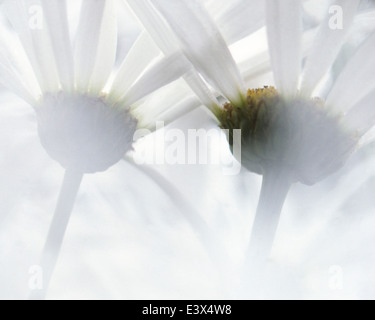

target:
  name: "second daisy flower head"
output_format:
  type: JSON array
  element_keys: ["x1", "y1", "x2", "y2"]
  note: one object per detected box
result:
[
  {"x1": 0, "y1": 0, "x2": 194, "y2": 173},
  {"x1": 135, "y1": 0, "x2": 375, "y2": 185}
]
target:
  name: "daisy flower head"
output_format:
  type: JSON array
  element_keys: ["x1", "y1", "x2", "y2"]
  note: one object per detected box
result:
[
  {"x1": 0, "y1": 0, "x2": 191, "y2": 174},
  {"x1": 131, "y1": 0, "x2": 375, "y2": 268},
  {"x1": 140, "y1": 0, "x2": 375, "y2": 186},
  {"x1": 0, "y1": 0, "x2": 194, "y2": 299}
]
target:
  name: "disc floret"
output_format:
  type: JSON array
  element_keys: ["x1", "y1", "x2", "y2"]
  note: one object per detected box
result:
[{"x1": 217, "y1": 87, "x2": 359, "y2": 185}]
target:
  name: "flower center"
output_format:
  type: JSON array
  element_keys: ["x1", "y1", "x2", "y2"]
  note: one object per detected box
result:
[
  {"x1": 217, "y1": 87, "x2": 359, "y2": 185},
  {"x1": 37, "y1": 93, "x2": 138, "y2": 173}
]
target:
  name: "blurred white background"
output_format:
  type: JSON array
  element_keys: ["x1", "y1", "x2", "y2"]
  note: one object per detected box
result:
[
  {"x1": 0, "y1": 0, "x2": 375, "y2": 300},
  {"x1": 1, "y1": 88, "x2": 375, "y2": 299}
]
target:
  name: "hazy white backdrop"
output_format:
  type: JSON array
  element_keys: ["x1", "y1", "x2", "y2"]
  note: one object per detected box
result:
[{"x1": 0, "y1": 0, "x2": 375, "y2": 300}]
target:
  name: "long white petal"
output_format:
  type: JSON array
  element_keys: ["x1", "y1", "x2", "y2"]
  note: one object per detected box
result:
[
  {"x1": 41, "y1": 0, "x2": 74, "y2": 92},
  {"x1": 303, "y1": 0, "x2": 333, "y2": 26},
  {"x1": 88, "y1": 0, "x2": 118, "y2": 95},
  {"x1": 266, "y1": 0, "x2": 302, "y2": 97},
  {"x1": 147, "y1": 96, "x2": 201, "y2": 130},
  {"x1": 327, "y1": 33, "x2": 375, "y2": 115},
  {"x1": 341, "y1": 89, "x2": 375, "y2": 135},
  {"x1": 301, "y1": 0, "x2": 360, "y2": 96},
  {"x1": 26, "y1": 0, "x2": 60, "y2": 93},
  {"x1": 203, "y1": 0, "x2": 231, "y2": 20},
  {"x1": 151, "y1": 0, "x2": 246, "y2": 106},
  {"x1": 74, "y1": 0, "x2": 107, "y2": 93},
  {"x1": 134, "y1": 79, "x2": 201, "y2": 129},
  {"x1": 128, "y1": 0, "x2": 219, "y2": 118},
  {"x1": 241, "y1": 26, "x2": 319, "y2": 89},
  {"x1": 0, "y1": 18, "x2": 41, "y2": 103},
  {"x1": 183, "y1": 71, "x2": 220, "y2": 112},
  {"x1": 0, "y1": 62, "x2": 34, "y2": 105},
  {"x1": 3, "y1": 0, "x2": 60, "y2": 93},
  {"x1": 122, "y1": 53, "x2": 191, "y2": 106},
  {"x1": 217, "y1": 0, "x2": 265, "y2": 45},
  {"x1": 240, "y1": 51, "x2": 271, "y2": 83},
  {"x1": 0, "y1": 49, "x2": 37, "y2": 105},
  {"x1": 352, "y1": 11, "x2": 375, "y2": 40},
  {"x1": 109, "y1": 31, "x2": 160, "y2": 103},
  {"x1": 126, "y1": 0, "x2": 178, "y2": 53},
  {"x1": 131, "y1": 78, "x2": 191, "y2": 121},
  {"x1": 126, "y1": 0, "x2": 221, "y2": 112}
]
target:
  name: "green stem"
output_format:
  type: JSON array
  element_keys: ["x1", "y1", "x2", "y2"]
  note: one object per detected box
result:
[
  {"x1": 29, "y1": 169, "x2": 84, "y2": 300},
  {"x1": 246, "y1": 168, "x2": 292, "y2": 267}
]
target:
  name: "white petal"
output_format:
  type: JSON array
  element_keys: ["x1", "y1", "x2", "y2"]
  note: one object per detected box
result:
[
  {"x1": 341, "y1": 88, "x2": 375, "y2": 135},
  {"x1": 41, "y1": 0, "x2": 74, "y2": 92},
  {"x1": 3, "y1": 0, "x2": 60, "y2": 93},
  {"x1": 347, "y1": 11, "x2": 375, "y2": 50},
  {"x1": 126, "y1": 0, "x2": 221, "y2": 112},
  {"x1": 126, "y1": 0, "x2": 179, "y2": 53},
  {"x1": 216, "y1": 0, "x2": 265, "y2": 45},
  {"x1": 353, "y1": 11, "x2": 375, "y2": 34},
  {"x1": 240, "y1": 51, "x2": 271, "y2": 83},
  {"x1": 183, "y1": 71, "x2": 220, "y2": 112},
  {"x1": 327, "y1": 33, "x2": 375, "y2": 114},
  {"x1": 74, "y1": 0, "x2": 109, "y2": 93},
  {"x1": 0, "y1": 19, "x2": 41, "y2": 103},
  {"x1": 109, "y1": 31, "x2": 160, "y2": 103},
  {"x1": 122, "y1": 53, "x2": 192, "y2": 106},
  {"x1": 266, "y1": 0, "x2": 302, "y2": 97},
  {"x1": 150, "y1": 0, "x2": 246, "y2": 106},
  {"x1": 0, "y1": 62, "x2": 34, "y2": 105},
  {"x1": 149, "y1": 96, "x2": 201, "y2": 129},
  {"x1": 132, "y1": 73, "x2": 216, "y2": 129},
  {"x1": 88, "y1": 0, "x2": 118, "y2": 95},
  {"x1": 132, "y1": 78, "x2": 201, "y2": 129},
  {"x1": 240, "y1": 27, "x2": 319, "y2": 88},
  {"x1": 203, "y1": 0, "x2": 231, "y2": 19},
  {"x1": 132, "y1": 78, "x2": 191, "y2": 120},
  {"x1": 303, "y1": 0, "x2": 332, "y2": 25},
  {"x1": 301, "y1": 0, "x2": 360, "y2": 96}
]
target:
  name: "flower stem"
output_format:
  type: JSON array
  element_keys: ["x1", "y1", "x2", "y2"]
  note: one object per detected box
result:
[
  {"x1": 125, "y1": 157, "x2": 224, "y2": 263},
  {"x1": 29, "y1": 169, "x2": 84, "y2": 300},
  {"x1": 246, "y1": 167, "x2": 292, "y2": 267}
]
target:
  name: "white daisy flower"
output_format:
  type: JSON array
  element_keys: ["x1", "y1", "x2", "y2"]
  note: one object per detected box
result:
[
  {"x1": 0, "y1": 0, "x2": 194, "y2": 299},
  {"x1": 132, "y1": 0, "x2": 375, "y2": 267}
]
